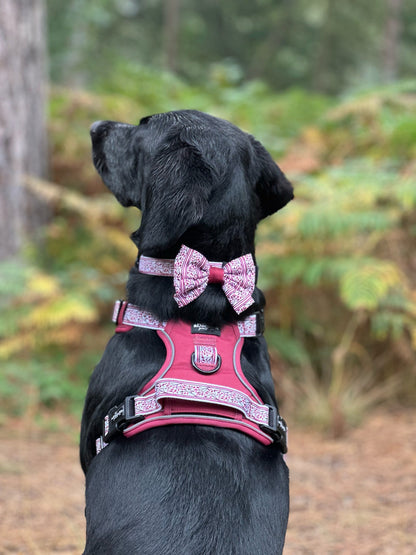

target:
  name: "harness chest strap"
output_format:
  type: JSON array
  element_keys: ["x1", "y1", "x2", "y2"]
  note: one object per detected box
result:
[{"x1": 95, "y1": 301, "x2": 287, "y2": 454}]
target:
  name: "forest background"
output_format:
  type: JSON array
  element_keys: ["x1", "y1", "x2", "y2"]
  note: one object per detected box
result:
[{"x1": 1, "y1": 0, "x2": 416, "y2": 437}]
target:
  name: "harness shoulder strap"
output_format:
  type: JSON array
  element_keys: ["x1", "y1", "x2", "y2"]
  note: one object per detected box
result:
[
  {"x1": 113, "y1": 300, "x2": 167, "y2": 332},
  {"x1": 112, "y1": 300, "x2": 264, "y2": 337}
]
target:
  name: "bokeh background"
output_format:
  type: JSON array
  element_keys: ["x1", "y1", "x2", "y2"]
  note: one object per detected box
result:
[{"x1": 0, "y1": 1, "x2": 415, "y2": 553}]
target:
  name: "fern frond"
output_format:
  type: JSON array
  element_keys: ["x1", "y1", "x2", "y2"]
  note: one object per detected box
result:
[
  {"x1": 0, "y1": 334, "x2": 35, "y2": 359},
  {"x1": 24, "y1": 175, "x2": 122, "y2": 221},
  {"x1": 24, "y1": 295, "x2": 97, "y2": 329},
  {"x1": 27, "y1": 271, "x2": 61, "y2": 297},
  {"x1": 340, "y1": 262, "x2": 402, "y2": 310}
]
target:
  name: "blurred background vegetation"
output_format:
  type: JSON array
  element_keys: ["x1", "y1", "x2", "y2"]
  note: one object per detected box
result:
[{"x1": 0, "y1": 0, "x2": 415, "y2": 435}]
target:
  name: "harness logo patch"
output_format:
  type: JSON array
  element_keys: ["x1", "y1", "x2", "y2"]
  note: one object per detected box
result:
[{"x1": 191, "y1": 323, "x2": 221, "y2": 336}]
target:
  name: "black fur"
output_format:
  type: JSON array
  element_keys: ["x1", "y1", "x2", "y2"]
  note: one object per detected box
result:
[{"x1": 81, "y1": 110, "x2": 293, "y2": 554}]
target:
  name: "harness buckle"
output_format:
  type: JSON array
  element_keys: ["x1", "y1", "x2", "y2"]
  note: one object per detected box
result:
[
  {"x1": 103, "y1": 396, "x2": 143, "y2": 443},
  {"x1": 260, "y1": 405, "x2": 288, "y2": 453},
  {"x1": 112, "y1": 299, "x2": 125, "y2": 325}
]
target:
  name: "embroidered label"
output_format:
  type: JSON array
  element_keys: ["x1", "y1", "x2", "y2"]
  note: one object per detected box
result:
[{"x1": 191, "y1": 323, "x2": 221, "y2": 336}]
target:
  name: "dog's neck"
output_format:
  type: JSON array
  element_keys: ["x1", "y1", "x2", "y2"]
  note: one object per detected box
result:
[
  {"x1": 127, "y1": 223, "x2": 262, "y2": 327},
  {"x1": 131, "y1": 226, "x2": 257, "y2": 263}
]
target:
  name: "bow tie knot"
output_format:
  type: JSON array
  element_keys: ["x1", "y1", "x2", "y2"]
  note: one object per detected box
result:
[
  {"x1": 207, "y1": 265, "x2": 224, "y2": 284},
  {"x1": 173, "y1": 245, "x2": 256, "y2": 314}
]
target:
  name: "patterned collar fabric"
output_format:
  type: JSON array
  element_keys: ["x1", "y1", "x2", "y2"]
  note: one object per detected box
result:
[{"x1": 138, "y1": 244, "x2": 256, "y2": 315}]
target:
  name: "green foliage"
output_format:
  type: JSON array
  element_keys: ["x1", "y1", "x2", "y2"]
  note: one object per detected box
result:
[
  {"x1": 0, "y1": 360, "x2": 81, "y2": 415},
  {"x1": 46, "y1": 0, "x2": 416, "y2": 95},
  {"x1": 389, "y1": 116, "x2": 416, "y2": 159},
  {"x1": 340, "y1": 262, "x2": 402, "y2": 310},
  {"x1": 258, "y1": 145, "x2": 416, "y2": 431},
  {"x1": 49, "y1": 87, "x2": 145, "y2": 191},
  {"x1": 319, "y1": 81, "x2": 416, "y2": 161},
  {"x1": 257, "y1": 84, "x2": 416, "y2": 433},
  {"x1": 265, "y1": 328, "x2": 310, "y2": 367},
  {"x1": 49, "y1": 77, "x2": 331, "y2": 170},
  {"x1": 259, "y1": 161, "x2": 416, "y2": 328},
  {"x1": 0, "y1": 182, "x2": 129, "y2": 420}
]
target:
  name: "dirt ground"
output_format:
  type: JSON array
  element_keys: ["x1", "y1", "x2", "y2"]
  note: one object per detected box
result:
[{"x1": 0, "y1": 409, "x2": 414, "y2": 554}]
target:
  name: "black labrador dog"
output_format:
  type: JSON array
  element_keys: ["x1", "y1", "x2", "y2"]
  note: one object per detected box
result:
[{"x1": 80, "y1": 110, "x2": 293, "y2": 554}]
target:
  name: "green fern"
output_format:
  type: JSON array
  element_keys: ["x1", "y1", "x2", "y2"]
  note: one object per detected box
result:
[
  {"x1": 340, "y1": 262, "x2": 402, "y2": 310},
  {"x1": 258, "y1": 152, "x2": 416, "y2": 429}
]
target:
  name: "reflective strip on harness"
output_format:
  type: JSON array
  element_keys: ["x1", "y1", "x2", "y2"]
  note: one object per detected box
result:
[{"x1": 125, "y1": 378, "x2": 270, "y2": 425}]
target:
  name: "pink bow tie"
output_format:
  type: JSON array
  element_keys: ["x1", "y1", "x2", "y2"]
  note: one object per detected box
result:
[{"x1": 173, "y1": 245, "x2": 256, "y2": 314}]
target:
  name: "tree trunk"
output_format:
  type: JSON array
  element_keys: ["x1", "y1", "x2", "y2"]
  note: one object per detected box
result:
[
  {"x1": 0, "y1": 0, "x2": 48, "y2": 261},
  {"x1": 382, "y1": 0, "x2": 402, "y2": 82},
  {"x1": 163, "y1": 0, "x2": 181, "y2": 73},
  {"x1": 311, "y1": 0, "x2": 337, "y2": 93}
]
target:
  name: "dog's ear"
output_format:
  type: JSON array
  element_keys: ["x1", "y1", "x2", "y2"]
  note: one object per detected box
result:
[
  {"x1": 250, "y1": 137, "x2": 294, "y2": 219},
  {"x1": 136, "y1": 135, "x2": 212, "y2": 253}
]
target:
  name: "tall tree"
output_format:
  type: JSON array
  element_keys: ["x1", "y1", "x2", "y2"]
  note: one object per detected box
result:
[
  {"x1": 163, "y1": 0, "x2": 181, "y2": 73},
  {"x1": 0, "y1": 0, "x2": 49, "y2": 260},
  {"x1": 382, "y1": 0, "x2": 403, "y2": 82}
]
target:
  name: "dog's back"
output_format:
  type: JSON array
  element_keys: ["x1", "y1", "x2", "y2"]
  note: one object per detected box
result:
[{"x1": 81, "y1": 110, "x2": 293, "y2": 554}]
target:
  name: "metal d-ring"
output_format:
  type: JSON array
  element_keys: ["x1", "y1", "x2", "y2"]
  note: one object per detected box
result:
[{"x1": 191, "y1": 352, "x2": 222, "y2": 374}]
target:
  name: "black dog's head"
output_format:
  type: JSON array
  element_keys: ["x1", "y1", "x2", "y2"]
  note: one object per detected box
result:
[{"x1": 90, "y1": 110, "x2": 293, "y2": 258}]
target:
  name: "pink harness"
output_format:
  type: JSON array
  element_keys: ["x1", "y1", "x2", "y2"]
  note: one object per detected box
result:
[{"x1": 96, "y1": 301, "x2": 288, "y2": 454}]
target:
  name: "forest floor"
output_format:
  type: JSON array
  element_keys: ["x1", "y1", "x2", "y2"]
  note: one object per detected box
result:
[{"x1": 0, "y1": 409, "x2": 414, "y2": 554}]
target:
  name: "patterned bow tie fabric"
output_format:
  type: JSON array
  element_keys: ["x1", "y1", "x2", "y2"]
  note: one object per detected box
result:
[{"x1": 173, "y1": 245, "x2": 256, "y2": 314}]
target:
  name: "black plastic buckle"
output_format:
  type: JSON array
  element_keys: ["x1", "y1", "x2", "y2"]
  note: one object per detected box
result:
[
  {"x1": 256, "y1": 310, "x2": 265, "y2": 336},
  {"x1": 260, "y1": 405, "x2": 288, "y2": 454},
  {"x1": 103, "y1": 396, "x2": 143, "y2": 443},
  {"x1": 135, "y1": 252, "x2": 141, "y2": 271}
]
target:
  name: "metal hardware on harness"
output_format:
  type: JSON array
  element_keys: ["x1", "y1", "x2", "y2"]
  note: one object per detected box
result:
[{"x1": 191, "y1": 352, "x2": 222, "y2": 374}]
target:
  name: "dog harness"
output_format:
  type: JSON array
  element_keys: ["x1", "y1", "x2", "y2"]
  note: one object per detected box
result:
[
  {"x1": 95, "y1": 246, "x2": 287, "y2": 455},
  {"x1": 96, "y1": 301, "x2": 288, "y2": 454}
]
